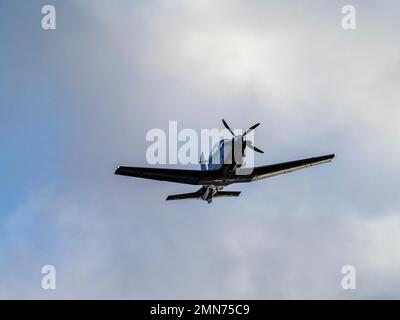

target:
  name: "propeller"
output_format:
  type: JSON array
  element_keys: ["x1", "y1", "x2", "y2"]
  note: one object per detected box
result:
[
  {"x1": 222, "y1": 119, "x2": 264, "y2": 154},
  {"x1": 243, "y1": 123, "x2": 260, "y2": 137},
  {"x1": 246, "y1": 140, "x2": 264, "y2": 154},
  {"x1": 222, "y1": 119, "x2": 235, "y2": 136}
]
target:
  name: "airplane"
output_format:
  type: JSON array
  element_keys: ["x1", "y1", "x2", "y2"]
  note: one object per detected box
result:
[{"x1": 114, "y1": 120, "x2": 335, "y2": 203}]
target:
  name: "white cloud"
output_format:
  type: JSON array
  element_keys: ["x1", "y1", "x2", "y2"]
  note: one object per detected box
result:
[{"x1": 2, "y1": 0, "x2": 400, "y2": 298}]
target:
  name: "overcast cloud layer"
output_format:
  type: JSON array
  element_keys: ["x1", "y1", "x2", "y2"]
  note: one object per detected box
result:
[{"x1": 1, "y1": 0, "x2": 400, "y2": 298}]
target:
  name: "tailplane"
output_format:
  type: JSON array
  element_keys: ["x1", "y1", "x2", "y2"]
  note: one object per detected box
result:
[
  {"x1": 213, "y1": 191, "x2": 241, "y2": 198},
  {"x1": 166, "y1": 189, "x2": 241, "y2": 202},
  {"x1": 166, "y1": 191, "x2": 202, "y2": 201}
]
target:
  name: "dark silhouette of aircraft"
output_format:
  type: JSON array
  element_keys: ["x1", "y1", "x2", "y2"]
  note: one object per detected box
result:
[{"x1": 115, "y1": 120, "x2": 335, "y2": 203}]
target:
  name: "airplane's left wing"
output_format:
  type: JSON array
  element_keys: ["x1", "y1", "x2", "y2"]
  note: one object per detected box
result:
[
  {"x1": 114, "y1": 166, "x2": 220, "y2": 185},
  {"x1": 251, "y1": 154, "x2": 335, "y2": 181}
]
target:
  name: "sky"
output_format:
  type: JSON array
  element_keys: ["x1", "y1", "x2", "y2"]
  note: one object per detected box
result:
[{"x1": 0, "y1": 0, "x2": 400, "y2": 298}]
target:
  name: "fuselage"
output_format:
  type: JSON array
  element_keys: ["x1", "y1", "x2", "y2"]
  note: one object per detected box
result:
[
  {"x1": 207, "y1": 137, "x2": 245, "y2": 171},
  {"x1": 200, "y1": 138, "x2": 252, "y2": 200}
]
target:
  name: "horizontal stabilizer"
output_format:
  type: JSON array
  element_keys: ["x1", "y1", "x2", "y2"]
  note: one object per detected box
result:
[
  {"x1": 213, "y1": 191, "x2": 241, "y2": 198},
  {"x1": 166, "y1": 192, "x2": 202, "y2": 201}
]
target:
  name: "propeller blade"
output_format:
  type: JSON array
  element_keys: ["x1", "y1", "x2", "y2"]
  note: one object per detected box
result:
[
  {"x1": 246, "y1": 141, "x2": 264, "y2": 153},
  {"x1": 243, "y1": 123, "x2": 260, "y2": 136},
  {"x1": 252, "y1": 146, "x2": 264, "y2": 154},
  {"x1": 222, "y1": 119, "x2": 235, "y2": 136}
]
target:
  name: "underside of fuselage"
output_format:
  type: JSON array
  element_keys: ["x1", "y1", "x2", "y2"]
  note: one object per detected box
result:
[{"x1": 165, "y1": 157, "x2": 252, "y2": 203}]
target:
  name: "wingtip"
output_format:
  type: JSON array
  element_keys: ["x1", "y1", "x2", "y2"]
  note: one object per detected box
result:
[{"x1": 324, "y1": 153, "x2": 335, "y2": 163}]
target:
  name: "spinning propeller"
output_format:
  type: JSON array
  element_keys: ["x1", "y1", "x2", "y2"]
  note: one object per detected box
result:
[{"x1": 222, "y1": 119, "x2": 264, "y2": 155}]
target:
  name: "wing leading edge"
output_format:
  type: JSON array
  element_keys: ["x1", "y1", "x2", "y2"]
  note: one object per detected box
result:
[
  {"x1": 114, "y1": 154, "x2": 335, "y2": 185},
  {"x1": 251, "y1": 154, "x2": 335, "y2": 181},
  {"x1": 114, "y1": 166, "x2": 220, "y2": 185}
]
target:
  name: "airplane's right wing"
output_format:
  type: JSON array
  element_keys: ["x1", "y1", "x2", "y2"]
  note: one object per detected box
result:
[
  {"x1": 114, "y1": 166, "x2": 221, "y2": 185},
  {"x1": 251, "y1": 154, "x2": 335, "y2": 181}
]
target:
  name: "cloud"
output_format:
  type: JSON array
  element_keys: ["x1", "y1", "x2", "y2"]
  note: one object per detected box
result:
[{"x1": 1, "y1": 0, "x2": 400, "y2": 298}]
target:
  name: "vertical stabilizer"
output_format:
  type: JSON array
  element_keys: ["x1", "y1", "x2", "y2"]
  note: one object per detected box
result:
[{"x1": 199, "y1": 152, "x2": 208, "y2": 171}]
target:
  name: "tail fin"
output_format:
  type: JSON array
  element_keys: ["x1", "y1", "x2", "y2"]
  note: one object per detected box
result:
[{"x1": 199, "y1": 152, "x2": 208, "y2": 171}]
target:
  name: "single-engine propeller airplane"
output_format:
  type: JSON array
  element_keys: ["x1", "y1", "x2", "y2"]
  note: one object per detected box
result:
[{"x1": 115, "y1": 120, "x2": 335, "y2": 203}]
